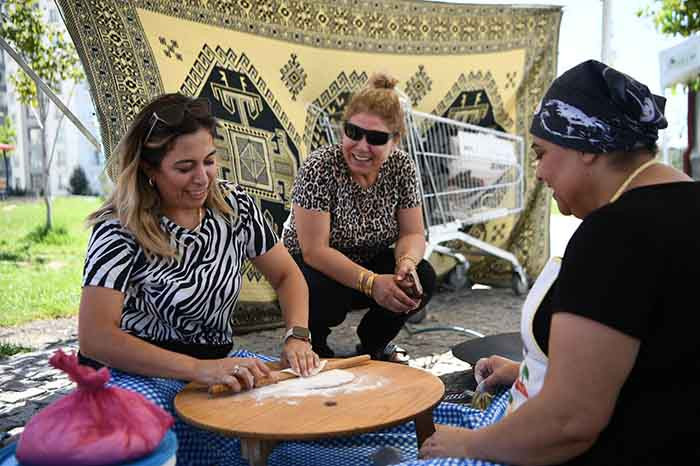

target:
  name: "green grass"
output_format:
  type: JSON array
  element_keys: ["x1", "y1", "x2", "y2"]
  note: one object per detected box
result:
[
  {"x1": 0, "y1": 341, "x2": 33, "y2": 357},
  {"x1": 0, "y1": 196, "x2": 101, "y2": 327}
]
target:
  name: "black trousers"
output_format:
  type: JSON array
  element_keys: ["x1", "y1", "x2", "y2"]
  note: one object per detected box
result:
[{"x1": 293, "y1": 248, "x2": 436, "y2": 356}]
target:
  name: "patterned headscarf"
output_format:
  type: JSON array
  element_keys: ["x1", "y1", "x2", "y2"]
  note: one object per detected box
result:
[{"x1": 530, "y1": 60, "x2": 667, "y2": 153}]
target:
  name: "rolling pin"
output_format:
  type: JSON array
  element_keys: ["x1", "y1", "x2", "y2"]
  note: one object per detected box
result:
[{"x1": 208, "y1": 354, "x2": 371, "y2": 397}]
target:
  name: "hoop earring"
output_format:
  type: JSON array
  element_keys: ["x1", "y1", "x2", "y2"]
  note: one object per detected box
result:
[{"x1": 148, "y1": 177, "x2": 155, "y2": 187}]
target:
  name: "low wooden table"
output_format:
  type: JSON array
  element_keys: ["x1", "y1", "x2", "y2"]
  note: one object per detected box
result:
[{"x1": 175, "y1": 360, "x2": 444, "y2": 466}]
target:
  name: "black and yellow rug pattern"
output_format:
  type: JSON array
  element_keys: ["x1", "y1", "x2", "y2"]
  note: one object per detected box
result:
[{"x1": 58, "y1": 0, "x2": 561, "y2": 328}]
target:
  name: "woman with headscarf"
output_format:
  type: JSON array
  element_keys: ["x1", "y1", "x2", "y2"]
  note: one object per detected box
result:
[{"x1": 418, "y1": 60, "x2": 699, "y2": 465}]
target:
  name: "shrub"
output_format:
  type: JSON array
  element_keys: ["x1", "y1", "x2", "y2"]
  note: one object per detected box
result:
[
  {"x1": 69, "y1": 166, "x2": 90, "y2": 195},
  {"x1": 26, "y1": 225, "x2": 71, "y2": 245}
]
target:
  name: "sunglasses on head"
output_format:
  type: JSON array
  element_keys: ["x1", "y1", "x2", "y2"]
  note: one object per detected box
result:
[
  {"x1": 343, "y1": 122, "x2": 396, "y2": 146},
  {"x1": 143, "y1": 97, "x2": 212, "y2": 144}
]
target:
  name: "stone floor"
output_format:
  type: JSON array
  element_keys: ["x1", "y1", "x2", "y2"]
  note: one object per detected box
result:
[{"x1": 0, "y1": 284, "x2": 525, "y2": 447}]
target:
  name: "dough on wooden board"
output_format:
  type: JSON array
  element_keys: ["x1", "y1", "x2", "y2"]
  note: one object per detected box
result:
[
  {"x1": 248, "y1": 369, "x2": 357, "y2": 401},
  {"x1": 293, "y1": 369, "x2": 355, "y2": 389}
]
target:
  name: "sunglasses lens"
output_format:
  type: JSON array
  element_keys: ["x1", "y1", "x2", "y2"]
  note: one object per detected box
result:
[
  {"x1": 344, "y1": 122, "x2": 363, "y2": 141},
  {"x1": 343, "y1": 122, "x2": 392, "y2": 145},
  {"x1": 365, "y1": 130, "x2": 390, "y2": 146}
]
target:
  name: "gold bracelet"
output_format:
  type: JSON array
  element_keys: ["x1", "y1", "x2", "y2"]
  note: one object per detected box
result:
[
  {"x1": 360, "y1": 272, "x2": 370, "y2": 295},
  {"x1": 397, "y1": 254, "x2": 419, "y2": 267},
  {"x1": 361, "y1": 273, "x2": 370, "y2": 295},
  {"x1": 364, "y1": 273, "x2": 377, "y2": 297},
  {"x1": 357, "y1": 270, "x2": 367, "y2": 292}
]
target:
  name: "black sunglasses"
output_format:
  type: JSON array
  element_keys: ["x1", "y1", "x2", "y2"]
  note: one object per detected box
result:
[
  {"x1": 343, "y1": 122, "x2": 396, "y2": 146},
  {"x1": 144, "y1": 97, "x2": 212, "y2": 143}
]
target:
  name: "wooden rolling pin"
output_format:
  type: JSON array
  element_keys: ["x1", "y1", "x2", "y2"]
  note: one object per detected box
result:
[{"x1": 208, "y1": 354, "x2": 371, "y2": 397}]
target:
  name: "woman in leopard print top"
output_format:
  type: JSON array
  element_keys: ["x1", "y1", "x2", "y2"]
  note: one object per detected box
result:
[{"x1": 283, "y1": 73, "x2": 436, "y2": 361}]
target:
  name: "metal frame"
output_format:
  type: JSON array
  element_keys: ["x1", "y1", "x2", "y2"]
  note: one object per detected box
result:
[{"x1": 0, "y1": 36, "x2": 100, "y2": 150}]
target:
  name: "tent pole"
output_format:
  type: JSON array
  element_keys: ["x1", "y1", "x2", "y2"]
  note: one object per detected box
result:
[{"x1": 0, "y1": 36, "x2": 100, "y2": 151}]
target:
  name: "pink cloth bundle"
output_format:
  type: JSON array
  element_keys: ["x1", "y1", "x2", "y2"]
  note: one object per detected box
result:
[{"x1": 16, "y1": 350, "x2": 174, "y2": 465}]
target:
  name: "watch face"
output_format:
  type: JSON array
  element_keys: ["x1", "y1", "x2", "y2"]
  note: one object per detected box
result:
[{"x1": 292, "y1": 327, "x2": 310, "y2": 339}]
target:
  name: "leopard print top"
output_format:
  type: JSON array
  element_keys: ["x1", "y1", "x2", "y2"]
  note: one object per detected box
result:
[{"x1": 283, "y1": 144, "x2": 421, "y2": 265}]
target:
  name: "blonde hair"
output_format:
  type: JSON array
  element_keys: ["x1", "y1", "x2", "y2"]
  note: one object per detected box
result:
[
  {"x1": 343, "y1": 73, "x2": 406, "y2": 137},
  {"x1": 88, "y1": 93, "x2": 234, "y2": 258}
]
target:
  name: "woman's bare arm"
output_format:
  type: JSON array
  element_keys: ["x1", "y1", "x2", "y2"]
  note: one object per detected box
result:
[
  {"x1": 78, "y1": 286, "x2": 269, "y2": 389},
  {"x1": 422, "y1": 312, "x2": 640, "y2": 465}
]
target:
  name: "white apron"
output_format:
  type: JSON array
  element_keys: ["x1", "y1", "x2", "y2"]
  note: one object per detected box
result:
[{"x1": 506, "y1": 256, "x2": 561, "y2": 414}]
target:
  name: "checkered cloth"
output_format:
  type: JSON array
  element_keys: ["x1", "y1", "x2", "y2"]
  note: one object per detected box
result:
[{"x1": 108, "y1": 350, "x2": 509, "y2": 466}]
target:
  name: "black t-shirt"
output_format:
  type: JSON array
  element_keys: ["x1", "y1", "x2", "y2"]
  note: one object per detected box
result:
[{"x1": 532, "y1": 182, "x2": 700, "y2": 465}]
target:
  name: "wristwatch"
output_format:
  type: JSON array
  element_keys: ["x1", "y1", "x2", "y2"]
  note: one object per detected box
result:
[{"x1": 282, "y1": 326, "x2": 311, "y2": 344}]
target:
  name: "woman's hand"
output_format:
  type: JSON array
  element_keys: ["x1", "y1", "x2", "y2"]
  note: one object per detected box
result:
[
  {"x1": 196, "y1": 357, "x2": 271, "y2": 393},
  {"x1": 419, "y1": 424, "x2": 471, "y2": 459},
  {"x1": 474, "y1": 355, "x2": 520, "y2": 390},
  {"x1": 394, "y1": 256, "x2": 417, "y2": 282},
  {"x1": 394, "y1": 260, "x2": 423, "y2": 299},
  {"x1": 372, "y1": 274, "x2": 420, "y2": 314},
  {"x1": 281, "y1": 339, "x2": 320, "y2": 377}
]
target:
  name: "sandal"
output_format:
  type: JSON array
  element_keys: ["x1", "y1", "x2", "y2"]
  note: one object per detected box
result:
[
  {"x1": 376, "y1": 342, "x2": 410, "y2": 364},
  {"x1": 356, "y1": 342, "x2": 410, "y2": 364}
]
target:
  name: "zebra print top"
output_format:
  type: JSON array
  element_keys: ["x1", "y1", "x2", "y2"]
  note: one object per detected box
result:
[{"x1": 81, "y1": 180, "x2": 278, "y2": 346}]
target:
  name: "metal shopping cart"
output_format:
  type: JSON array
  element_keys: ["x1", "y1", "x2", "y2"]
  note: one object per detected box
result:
[
  {"x1": 308, "y1": 102, "x2": 529, "y2": 296},
  {"x1": 404, "y1": 110, "x2": 528, "y2": 295}
]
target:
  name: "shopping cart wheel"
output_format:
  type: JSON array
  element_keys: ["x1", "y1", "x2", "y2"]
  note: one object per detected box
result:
[
  {"x1": 446, "y1": 263, "x2": 471, "y2": 290},
  {"x1": 511, "y1": 272, "x2": 528, "y2": 296}
]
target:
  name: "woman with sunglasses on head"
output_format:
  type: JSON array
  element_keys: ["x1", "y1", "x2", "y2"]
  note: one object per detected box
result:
[
  {"x1": 283, "y1": 73, "x2": 436, "y2": 363},
  {"x1": 415, "y1": 60, "x2": 700, "y2": 466},
  {"x1": 77, "y1": 93, "x2": 319, "y2": 464}
]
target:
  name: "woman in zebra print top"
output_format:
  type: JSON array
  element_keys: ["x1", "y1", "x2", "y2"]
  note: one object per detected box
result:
[{"x1": 78, "y1": 93, "x2": 319, "y2": 395}]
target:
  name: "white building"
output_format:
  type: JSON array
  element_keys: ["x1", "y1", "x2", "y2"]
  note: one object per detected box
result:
[{"x1": 1, "y1": 0, "x2": 103, "y2": 196}]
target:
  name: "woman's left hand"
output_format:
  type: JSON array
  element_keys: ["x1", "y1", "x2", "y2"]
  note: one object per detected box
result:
[
  {"x1": 281, "y1": 339, "x2": 320, "y2": 377},
  {"x1": 419, "y1": 424, "x2": 471, "y2": 459}
]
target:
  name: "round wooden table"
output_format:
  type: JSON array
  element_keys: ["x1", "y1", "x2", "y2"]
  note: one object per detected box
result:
[{"x1": 175, "y1": 360, "x2": 444, "y2": 466}]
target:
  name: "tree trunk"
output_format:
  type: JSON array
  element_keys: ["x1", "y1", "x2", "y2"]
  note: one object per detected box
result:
[
  {"x1": 42, "y1": 133, "x2": 52, "y2": 230},
  {"x1": 38, "y1": 94, "x2": 53, "y2": 230},
  {"x1": 2, "y1": 151, "x2": 9, "y2": 193}
]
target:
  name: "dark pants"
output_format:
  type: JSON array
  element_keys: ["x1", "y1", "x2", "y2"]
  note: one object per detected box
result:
[{"x1": 293, "y1": 248, "x2": 436, "y2": 357}]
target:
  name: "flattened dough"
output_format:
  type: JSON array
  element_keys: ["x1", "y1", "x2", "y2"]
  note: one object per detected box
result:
[{"x1": 295, "y1": 369, "x2": 355, "y2": 390}]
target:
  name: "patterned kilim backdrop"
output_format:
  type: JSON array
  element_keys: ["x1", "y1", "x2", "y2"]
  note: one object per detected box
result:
[{"x1": 58, "y1": 0, "x2": 561, "y2": 331}]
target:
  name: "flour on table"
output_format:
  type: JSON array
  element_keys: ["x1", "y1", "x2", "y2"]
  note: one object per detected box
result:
[{"x1": 237, "y1": 369, "x2": 387, "y2": 405}]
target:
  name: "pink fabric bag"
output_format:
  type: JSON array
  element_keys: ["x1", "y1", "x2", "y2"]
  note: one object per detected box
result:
[{"x1": 16, "y1": 350, "x2": 174, "y2": 466}]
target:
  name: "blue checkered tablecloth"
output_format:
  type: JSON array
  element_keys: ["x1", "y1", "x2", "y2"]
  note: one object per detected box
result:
[{"x1": 109, "y1": 350, "x2": 509, "y2": 466}]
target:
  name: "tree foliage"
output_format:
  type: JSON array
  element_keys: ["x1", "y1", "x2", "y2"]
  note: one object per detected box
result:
[
  {"x1": 639, "y1": 1, "x2": 700, "y2": 89},
  {"x1": 0, "y1": 0, "x2": 84, "y2": 106},
  {"x1": 640, "y1": 0, "x2": 700, "y2": 37},
  {"x1": 0, "y1": 115, "x2": 16, "y2": 148},
  {"x1": 0, "y1": 115, "x2": 15, "y2": 193}
]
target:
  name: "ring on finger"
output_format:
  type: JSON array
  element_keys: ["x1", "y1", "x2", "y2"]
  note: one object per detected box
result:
[{"x1": 232, "y1": 365, "x2": 240, "y2": 375}]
